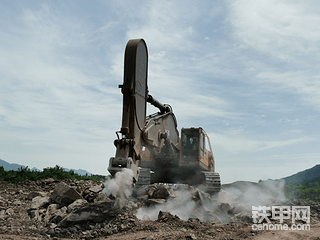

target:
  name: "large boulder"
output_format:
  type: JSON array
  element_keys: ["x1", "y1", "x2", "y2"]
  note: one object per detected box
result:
[
  {"x1": 58, "y1": 201, "x2": 116, "y2": 227},
  {"x1": 192, "y1": 189, "x2": 211, "y2": 205},
  {"x1": 50, "y1": 182, "x2": 83, "y2": 206},
  {"x1": 30, "y1": 196, "x2": 50, "y2": 210},
  {"x1": 219, "y1": 203, "x2": 232, "y2": 214},
  {"x1": 151, "y1": 185, "x2": 172, "y2": 199},
  {"x1": 67, "y1": 199, "x2": 88, "y2": 213}
]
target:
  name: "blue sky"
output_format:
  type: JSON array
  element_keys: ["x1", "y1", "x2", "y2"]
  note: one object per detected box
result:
[{"x1": 0, "y1": 0, "x2": 319, "y2": 183}]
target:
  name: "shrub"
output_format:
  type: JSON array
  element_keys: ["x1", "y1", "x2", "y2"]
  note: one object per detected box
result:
[{"x1": 0, "y1": 165, "x2": 107, "y2": 184}]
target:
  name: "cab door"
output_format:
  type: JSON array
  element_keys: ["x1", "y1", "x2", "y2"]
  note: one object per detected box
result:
[{"x1": 199, "y1": 129, "x2": 214, "y2": 171}]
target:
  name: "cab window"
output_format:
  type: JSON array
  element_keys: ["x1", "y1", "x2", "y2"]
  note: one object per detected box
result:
[
  {"x1": 200, "y1": 133, "x2": 204, "y2": 158},
  {"x1": 181, "y1": 131, "x2": 199, "y2": 156}
]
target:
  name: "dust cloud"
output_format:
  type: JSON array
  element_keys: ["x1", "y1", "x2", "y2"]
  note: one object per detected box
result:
[
  {"x1": 220, "y1": 180, "x2": 287, "y2": 208},
  {"x1": 102, "y1": 168, "x2": 134, "y2": 209},
  {"x1": 134, "y1": 180, "x2": 287, "y2": 222},
  {"x1": 136, "y1": 188, "x2": 197, "y2": 221}
]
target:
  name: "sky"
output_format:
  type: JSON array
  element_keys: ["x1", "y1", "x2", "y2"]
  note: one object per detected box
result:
[{"x1": 0, "y1": 0, "x2": 319, "y2": 184}]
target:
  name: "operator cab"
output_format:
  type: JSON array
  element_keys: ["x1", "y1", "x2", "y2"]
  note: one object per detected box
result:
[{"x1": 180, "y1": 127, "x2": 214, "y2": 171}]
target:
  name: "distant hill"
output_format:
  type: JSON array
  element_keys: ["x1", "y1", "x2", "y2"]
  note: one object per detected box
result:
[
  {"x1": 0, "y1": 159, "x2": 92, "y2": 176},
  {"x1": 0, "y1": 159, "x2": 27, "y2": 171},
  {"x1": 281, "y1": 164, "x2": 320, "y2": 184},
  {"x1": 62, "y1": 168, "x2": 92, "y2": 176}
]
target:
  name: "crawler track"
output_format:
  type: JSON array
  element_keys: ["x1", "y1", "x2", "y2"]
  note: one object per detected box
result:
[
  {"x1": 135, "y1": 168, "x2": 221, "y2": 195},
  {"x1": 135, "y1": 168, "x2": 151, "y2": 189},
  {"x1": 202, "y1": 171, "x2": 221, "y2": 194}
]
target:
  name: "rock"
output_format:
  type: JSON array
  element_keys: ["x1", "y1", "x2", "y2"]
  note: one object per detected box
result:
[
  {"x1": 147, "y1": 185, "x2": 156, "y2": 197},
  {"x1": 49, "y1": 223, "x2": 57, "y2": 229},
  {"x1": 193, "y1": 189, "x2": 211, "y2": 205},
  {"x1": 67, "y1": 199, "x2": 88, "y2": 213},
  {"x1": 43, "y1": 178, "x2": 56, "y2": 184},
  {"x1": 44, "y1": 204, "x2": 60, "y2": 225},
  {"x1": 231, "y1": 212, "x2": 253, "y2": 223},
  {"x1": 50, "y1": 182, "x2": 83, "y2": 206},
  {"x1": 186, "y1": 233, "x2": 197, "y2": 240},
  {"x1": 60, "y1": 206, "x2": 67, "y2": 214},
  {"x1": 147, "y1": 199, "x2": 166, "y2": 205},
  {"x1": 219, "y1": 203, "x2": 232, "y2": 214},
  {"x1": 26, "y1": 191, "x2": 46, "y2": 200},
  {"x1": 89, "y1": 185, "x2": 102, "y2": 193},
  {"x1": 137, "y1": 194, "x2": 149, "y2": 202},
  {"x1": 5, "y1": 208, "x2": 14, "y2": 215},
  {"x1": 30, "y1": 196, "x2": 50, "y2": 210},
  {"x1": 157, "y1": 210, "x2": 180, "y2": 222},
  {"x1": 94, "y1": 193, "x2": 111, "y2": 203},
  {"x1": 151, "y1": 185, "x2": 171, "y2": 199},
  {"x1": 13, "y1": 200, "x2": 22, "y2": 205},
  {"x1": 29, "y1": 210, "x2": 41, "y2": 222},
  {"x1": 47, "y1": 204, "x2": 59, "y2": 214},
  {"x1": 58, "y1": 201, "x2": 115, "y2": 227},
  {"x1": 50, "y1": 209, "x2": 67, "y2": 224},
  {"x1": 0, "y1": 210, "x2": 5, "y2": 218}
]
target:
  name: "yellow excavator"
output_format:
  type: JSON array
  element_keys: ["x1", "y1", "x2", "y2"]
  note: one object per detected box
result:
[{"x1": 108, "y1": 39, "x2": 221, "y2": 194}]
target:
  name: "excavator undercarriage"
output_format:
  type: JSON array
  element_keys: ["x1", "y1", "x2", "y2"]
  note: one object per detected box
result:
[{"x1": 108, "y1": 39, "x2": 221, "y2": 194}]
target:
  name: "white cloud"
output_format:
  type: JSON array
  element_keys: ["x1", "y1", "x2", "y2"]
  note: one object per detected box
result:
[
  {"x1": 209, "y1": 130, "x2": 313, "y2": 154},
  {"x1": 277, "y1": 117, "x2": 299, "y2": 126},
  {"x1": 256, "y1": 71, "x2": 320, "y2": 110},
  {"x1": 229, "y1": 0, "x2": 320, "y2": 61}
]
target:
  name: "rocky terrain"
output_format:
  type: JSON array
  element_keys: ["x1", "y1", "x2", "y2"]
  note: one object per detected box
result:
[{"x1": 0, "y1": 175, "x2": 319, "y2": 240}]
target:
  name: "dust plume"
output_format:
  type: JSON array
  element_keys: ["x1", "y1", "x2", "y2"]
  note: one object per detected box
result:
[
  {"x1": 102, "y1": 168, "x2": 134, "y2": 209},
  {"x1": 134, "y1": 180, "x2": 288, "y2": 223},
  {"x1": 220, "y1": 180, "x2": 287, "y2": 208},
  {"x1": 135, "y1": 187, "x2": 197, "y2": 221}
]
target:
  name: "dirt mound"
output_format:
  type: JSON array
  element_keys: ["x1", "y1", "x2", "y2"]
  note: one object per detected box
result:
[{"x1": 0, "y1": 179, "x2": 319, "y2": 239}]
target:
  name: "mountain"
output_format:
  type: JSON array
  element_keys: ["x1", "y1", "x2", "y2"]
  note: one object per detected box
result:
[
  {"x1": 281, "y1": 164, "x2": 320, "y2": 184},
  {"x1": 63, "y1": 168, "x2": 92, "y2": 176},
  {"x1": 31, "y1": 167, "x2": 42, "y2": 172},
  {"x1": 0, "y1": 159, "x2": 26, "y2": 171},
  {"x1": 0, "y1": 159, "x2": 92, "y2": 176}
]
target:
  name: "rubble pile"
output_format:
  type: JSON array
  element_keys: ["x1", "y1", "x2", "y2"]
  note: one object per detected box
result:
[{"x1": 0, "y1": 178, "x2": 319, "y2": 239}]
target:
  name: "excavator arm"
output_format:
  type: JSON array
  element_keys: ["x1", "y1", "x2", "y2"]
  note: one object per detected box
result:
[
  {"x1": 108, "y1": 39, "x2": 148, "y2": 182},
  {"x1": 108, "y1": 39, "x2": 179, "y2": 182}
]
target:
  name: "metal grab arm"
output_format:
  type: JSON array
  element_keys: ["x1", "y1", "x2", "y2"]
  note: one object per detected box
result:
[{"x1": 147, "y1": 95, "x2": 170, "y2": 114}]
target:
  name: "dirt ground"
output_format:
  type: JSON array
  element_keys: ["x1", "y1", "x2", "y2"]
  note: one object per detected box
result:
[{"x1": 0, "y1": 179, "x2": 319, "y2": 240}]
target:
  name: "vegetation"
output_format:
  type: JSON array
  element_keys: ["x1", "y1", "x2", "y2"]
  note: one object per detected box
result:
[
  {"x1": 0, "y1": 165, "x2": 106, "y2": 184},
  {"x1": 285, "y1": 181, "x2": 320, "y2": 203}
]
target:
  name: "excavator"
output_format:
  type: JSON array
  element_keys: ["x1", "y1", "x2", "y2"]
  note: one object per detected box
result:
[{"x1": 108, "y1": 39, "x2": 221, "y2": 194}]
